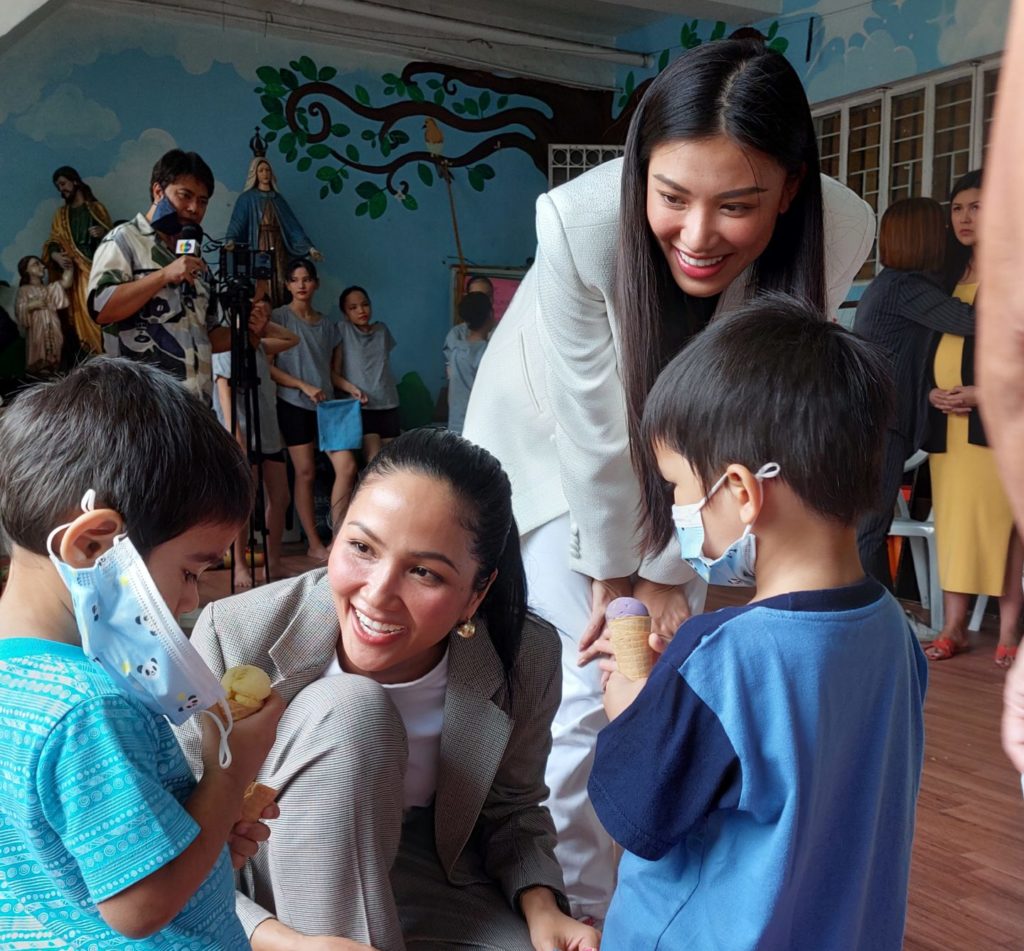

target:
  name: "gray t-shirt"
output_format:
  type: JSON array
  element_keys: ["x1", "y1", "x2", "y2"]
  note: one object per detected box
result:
[
  {"x1": 338, "y1": 319, "x2": 398, "y2": 410},
  {"x1": 212, "y1": 345, "x2": 283, "y2": 455},
  {"x1": 272, "y1": 305, "x2": 342, "y2": 410},
  {"x1": 445, "y1": 330, "x2": 488, "y2": 435}
]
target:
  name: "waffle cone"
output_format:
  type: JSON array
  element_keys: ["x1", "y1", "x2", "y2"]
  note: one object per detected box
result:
[
  {"x1": 240, "y1": 781, "x2": 278, "y2": 821},
  {"x1": 609, "y1": 615, "x2": 656, "y2": 680}
]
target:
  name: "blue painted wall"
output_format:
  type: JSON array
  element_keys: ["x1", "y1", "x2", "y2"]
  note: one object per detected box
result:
[
  {"x1": 614, "y1": 0, "x2": 1010, "y2": 104},
  {"x1": 0, "y1": 4, "x2": 550, "y2": 395}
]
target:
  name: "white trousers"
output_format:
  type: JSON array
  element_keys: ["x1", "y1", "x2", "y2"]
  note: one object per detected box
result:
[{"x1": 522, "y1": 514, "x2": 707, "y2": 919}]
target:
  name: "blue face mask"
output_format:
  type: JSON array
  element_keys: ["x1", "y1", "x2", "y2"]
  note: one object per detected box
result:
[
  {"x1": 671, "y1": 463, "x2": 781, "y2": 587},
  {"x1": 150, "y1": 194, "x2": 182, "y2": 236},
  {"x1": 47, "y1": 491, "x2": 234, "y2": 765}
]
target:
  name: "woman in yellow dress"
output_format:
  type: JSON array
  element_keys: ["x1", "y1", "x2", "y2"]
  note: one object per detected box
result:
[{"x1": 925, "y1": 169, "x2": 1023, "y2": 666}]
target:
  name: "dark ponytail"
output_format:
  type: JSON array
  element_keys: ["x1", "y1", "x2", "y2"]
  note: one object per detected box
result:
[{"x1": 353, "y1": 428, "x2": 525, "y2": 696}]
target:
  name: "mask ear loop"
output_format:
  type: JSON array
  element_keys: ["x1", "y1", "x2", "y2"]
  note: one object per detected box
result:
[
  {"x1": 46, "y1": 489, "x2": 100, "y2": 560},
  {"x1": 199, "y1": 700, "x2": 235, "y2": 769}
]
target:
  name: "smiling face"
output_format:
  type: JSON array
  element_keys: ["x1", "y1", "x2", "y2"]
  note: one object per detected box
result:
[
  {"x1": 645, "y1": 134, "x2": 801, "y2": 298},
  {"x1": 342, "y1": 289, "x2": 372, "y2": 329},
  {"x1": 144, "y1": 521, "x2": 239, "y2": 619},
  {"x1": 950, "y1": 187, "x2": 981, "y2": 248},
  {"x1": 328, "y1": 469, "x2": 491, "y2": 684}
]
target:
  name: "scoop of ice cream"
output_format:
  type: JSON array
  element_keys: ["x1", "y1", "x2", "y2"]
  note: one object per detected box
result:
[
  {"x1": 605, "y1": 597, "x2": 650, "y2": 621},
  {"x1": 221, "y1": 665, "x2": 272, "y2": 714}
]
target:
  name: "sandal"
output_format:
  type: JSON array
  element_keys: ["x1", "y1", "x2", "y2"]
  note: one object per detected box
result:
[
  {"x1": 995, "y1": 644, "x2": 1018, "y2": 669},
  {"x1": 924, "y1": 636, "x2": 969, "y2": 661}
]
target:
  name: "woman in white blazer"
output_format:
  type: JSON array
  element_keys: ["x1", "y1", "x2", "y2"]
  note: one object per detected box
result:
[{"x1": 463, "y1": 38, "x2": 875, "y2": 922}]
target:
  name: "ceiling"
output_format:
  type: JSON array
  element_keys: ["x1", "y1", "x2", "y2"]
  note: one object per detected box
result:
[{"x1": 79, "y1": 0, "x2": 781, "y2": 88}]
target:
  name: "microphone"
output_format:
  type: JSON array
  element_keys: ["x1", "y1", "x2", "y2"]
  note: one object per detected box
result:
[{"x1": 175, "y1": 224, "x2": 205, "y2": 302}]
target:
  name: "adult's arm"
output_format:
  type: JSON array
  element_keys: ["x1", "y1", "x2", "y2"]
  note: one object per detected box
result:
[
  {"x1": 475, "y1": 616, "x2": 570, "y2": 910},
  {"x1": 900, "y1": 272, "x2": 975, "y2": 335}
]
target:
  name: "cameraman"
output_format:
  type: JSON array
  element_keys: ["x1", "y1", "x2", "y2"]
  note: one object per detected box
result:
[{"x1": 87, "y1": 149, "x2": 268, "y2": 398}]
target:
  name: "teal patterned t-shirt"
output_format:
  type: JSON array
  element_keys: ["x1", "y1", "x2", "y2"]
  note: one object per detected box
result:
[{"x1": 0, "y1": 639, "x2": 247, "y2": 949}]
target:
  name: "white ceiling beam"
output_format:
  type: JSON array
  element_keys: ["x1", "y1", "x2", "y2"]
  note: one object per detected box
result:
[{"x1": 598, "y1": 0, "x2": 781, "y2": 26}]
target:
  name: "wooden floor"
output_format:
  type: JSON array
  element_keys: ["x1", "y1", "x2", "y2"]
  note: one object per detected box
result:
[{"x1": 196, "y1": 563, "x2": 1024, "y2": 949}]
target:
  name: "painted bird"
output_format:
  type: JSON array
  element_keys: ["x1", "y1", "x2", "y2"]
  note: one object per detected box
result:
[{"x1": 423, "y1": 117, "x2": 445, "y2": 156}]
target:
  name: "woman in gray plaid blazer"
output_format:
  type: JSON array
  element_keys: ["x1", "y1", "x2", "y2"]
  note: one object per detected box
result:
[{"x1": 178, "y1": 429, "x2": 601, "y2": 951}]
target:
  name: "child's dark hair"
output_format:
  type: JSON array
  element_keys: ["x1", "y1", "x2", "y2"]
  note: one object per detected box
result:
[
  {"x1": 285, "y1": 257, "x2": 318, "y2": 282},
  {"x1": 353, "y1": 428, "x2": 524, "y2": 696},
  {"x1": 149, "y1": 149, "x2": 215, "y2": 200},
  {"x1": 339, "y1": 285, "x2": 369, "y2": 310},
  {"x1": 0, "y1": 357, "x2": 253, "y2": 557},
  {"x1": 466, "y1": 274, "x2": 494, "y2": 295},
  {"x1": 458, "y1": 291, "x2": 493, "y2": 332},
  {"x1": 638, "y1": 293, "x2": 894, "y2": 554}
]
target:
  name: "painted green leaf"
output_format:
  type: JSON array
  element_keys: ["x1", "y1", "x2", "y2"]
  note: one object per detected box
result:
[
  {"x1": 380, "y1": 138, "x2": 391, "y2": 158},
  {"x1": 298, "y1": 55, "x2": 317, "y2": 80},
  {"x1": 658, "y1": 49, "x2": 670, "y2": 71},
  {"x1": 497, "y1": 95, "x2": 509, "y2": 109},
  {"x1": 297, "y1": 156, "x2": 312, "y2": 172},
  {"x1": 355, "y1": 85, "x2": 370, "y2": 106},
  {"x1": 355, "y1": 202, "x2": 369, "y2": 217},
  {"x1": 308, "y1": 144, "x2": 331, "y2": 159},
  {"x1": 479, "y1": 91, "x2": 491, "y2": 112},
  {"x1": 769, "y1": 37, "x2": 789, "y2": 54},
  {"x1": 280, "y1": 68, "x2": 298, "y2": 90},
  {"x1": 346, "y1": 144, "x2": 360, "y2": 162},
  {"x1": 356, "y1": 181, "x2": 379, "y2": 199},
  {"x1": 407, "y1": 84, "x2": 424, "y2": 103},
  {"x1": 710, "y1": 21, "x2": 727, "y2": 41},
  {"x1": 453, "y1": 102, "x2": 465, "y2": 115},
  {"x1": 402, "y1": 194, "x2": 418, "y2": 211},
  {"x1": 279, "y1": 132, "x2": 295, "y2": 154},
  {"x1": 330, "y1": 176, "x2": 344, "y2": 194},
  {"x1": 316, "y1": 166, "x2": 336, "y2": 181},
  {"x1": 383, "y1": 87, "x2": 395, "y2": 97},
  {"x1": 468, "y1": 169, "x2": 484, "y2": 191},
  {"x1": 318, "y1": 66, "x2": 337, "y2": 81},
  {"x1": 391, "y1": 130, "x2": 409, "y2": 145},
  {"x1": 262, "y1": 83, "x2": 286, "y2": 98},
  {"x1": 464, "y1": 99, "x2": 479, "y2": 117},
  {"x1": 320, "y1": 184, "x2": 329, "y2": 199},
  {"x1": 476, "y1": 163, "x2": 495, "y2": 180},
  {"x1": 368, "y1": 191, "x2": 388, "y2": 219},
  {"x1": 434, "y1": 89, "x2": 446, "y2": 106},
  {"x1": 295, "y1": 130, "x2": 308, "y2": 147},
  {"x1": 767, "y1": 20, "x2": 779, "y2": 39},
  {"x1": 262, "y1": 113, "x2": 287, "y2": 131},
  {"x1": 360, "y1": 130, "x2": 374, "y2": 141},
  {"x1": 264, "y1": 131, "x2": 278, "y2": 142},
  {"x1": 395, "y1": 80, "x2": 407, "y2": 96},
  {"x1": 256, "y1": 66, "x2": 280, "y2": 85},
  {"x1": 261, "y1": 94, "x2": 283, "y2": 114},
  {"x1": 296, "y1": 112, "x2": 310, "y2": 131},
  {"x1": 289, "y1": 60, "x2": 302, "y2": 71},
  {"x1": 339, "y1": 167, "x2": 350, "y2": 179},
  {"x1": 418, "y1": 163, "x2": 434, "y2": 186},
  {"x1": 624, "y1": 72, "x2": 635, "y2": 96},
  {"x1": 427, "y1": 79, "x2": 440, "y2": 89},
  {"x1": 331, "y1": 123, "x2": 351, "y2": 137},
  {"x1": 382, "y1": 73, "x2": 401, "y2": 85},
  {"x1": 286, "y1": 148, "x2": 298, "y2": 163}
]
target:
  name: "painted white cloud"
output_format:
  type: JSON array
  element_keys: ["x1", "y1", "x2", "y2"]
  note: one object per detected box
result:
[
  {"x1": 807, "y1": 28, "x2": 917, "y2": 102},
  {"x1": 15, "y1": 83, "x2": 120, "y2": 145},
  {"x1": 0, "y1": 4, "x2": 398, "y2": 124},
  {"x1": 2, "y1": 128, "x2": 239, "y2": 279},
  {"x1": 938, "y1": 0, "x2": 1011, "y2": 62}
]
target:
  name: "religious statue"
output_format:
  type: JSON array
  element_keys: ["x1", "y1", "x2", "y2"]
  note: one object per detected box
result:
[
  {"x1": 226, "y1": 130, "x2": 324, "y2": 304},
  {"x1": 43, "y1": 166, "x2": 112, "y2": 354},
  {"x1": 16, "y1": 255, "x2": 72, "y2": 374}
]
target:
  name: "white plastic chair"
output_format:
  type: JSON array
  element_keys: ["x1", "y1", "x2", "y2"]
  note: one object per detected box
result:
[{"x1": 889, "y1": 451, "x2": 943, "y2": 632}]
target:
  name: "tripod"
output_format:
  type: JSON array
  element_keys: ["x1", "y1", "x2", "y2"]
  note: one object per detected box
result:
[{"x1": 220, "y1": 249, "x2": 273, "y2": 592}]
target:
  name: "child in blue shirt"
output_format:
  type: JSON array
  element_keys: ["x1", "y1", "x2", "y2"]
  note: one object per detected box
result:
[
  {"x1": 0, "y1": 357, "x2": 284, "y2": 948},
  {"x1": 589, "y1": 295, "x2": 928, "y2": 950}
]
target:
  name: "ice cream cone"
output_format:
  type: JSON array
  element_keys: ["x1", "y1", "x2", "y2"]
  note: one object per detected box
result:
[
  {"x1": 609, "y1": 615, "x2": 656, "y2": 680},
  {"x1": 240, "y1": 781, "x2": 278, "y2": 821}
]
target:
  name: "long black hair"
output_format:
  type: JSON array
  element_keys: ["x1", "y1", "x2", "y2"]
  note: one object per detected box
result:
[
  {"x1": 615, "y1": 38, "x2": 826, "y2": 548},
  {"x1": 941, "y1": 168, "x2": 983, "y2": 293},
  {"x1": 352, "y1": 428, "x2": 525, "y2": 696}
]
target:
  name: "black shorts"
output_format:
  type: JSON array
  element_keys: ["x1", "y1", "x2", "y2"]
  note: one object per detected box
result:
[
  {"x1": 362, "y1": 406, "x2": 401, "y2": 439},
  {"x1": 248, "y1": 447, "x2": 287, "y2": 465},
  {"x1": 276, "y1": 399, "x2": 318, "y2": 447}
]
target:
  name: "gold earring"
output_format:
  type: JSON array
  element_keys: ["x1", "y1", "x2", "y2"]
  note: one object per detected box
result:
[{"x1": 455, "y1": 619, "x2": 476, "y2": 639}]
